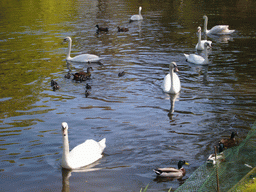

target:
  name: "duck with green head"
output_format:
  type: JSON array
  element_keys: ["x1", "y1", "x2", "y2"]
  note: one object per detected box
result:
[{"x1": 153, "y1": 160, "x2": 189, "y2": 177}]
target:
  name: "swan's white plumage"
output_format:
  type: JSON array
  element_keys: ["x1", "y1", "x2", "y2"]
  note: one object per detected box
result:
[
  {"x1": 203, "y1": 15, "x2": 235, "y2": 35},
  {"x1": 61, "y1": 122, "x2": 106, "y2": 169},
  {"x1": 63, "y1": 36, "x2": 100, "y2": 63},
  {"x1": 130, "y1": 6, "x2": 143, "y2": 21},
  {"x1": 161, "y1": 62, "x2": 181, "y2": 94},
  {"x1": 196, "y1": 26, "x2": 212, "y2": 50},
  {"x1": 184, "y1": 42, "x2": 210, "y2": 65}
]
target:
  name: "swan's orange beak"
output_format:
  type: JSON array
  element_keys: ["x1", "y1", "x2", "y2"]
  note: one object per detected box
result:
[{"x1": 175, "y1": 67, "x2": 179, "y2": 72}]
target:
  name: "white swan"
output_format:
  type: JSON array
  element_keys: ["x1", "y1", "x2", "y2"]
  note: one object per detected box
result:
[
  {"x1": 184, "y1": 42, "x2": 210, "y2": 65},
  {"x1": 196, "y1": 26, "x2": 212, "y2": 50},
  {"x1": 161, "y1": 62, "x2": 181, "y2": 94},
  {"x1": 130, "y1": 6, "x2": 143, "y2": 21},
  {"x1": 203, "y1": 15, "x2": 235, "y2": 35},
  {"x1": 63, "y1": 37, "x2": 101, "y2": 63},
  {"x1": 61, "y1": 122, "x2": 106, "y2": 169}
]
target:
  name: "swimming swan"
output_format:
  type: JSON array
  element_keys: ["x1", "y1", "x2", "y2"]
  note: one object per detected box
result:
[
  {"x1": 161, "y1": 62, "x2": 181, "y2": 94},
  {"x1": 196, "y1": 26, "x2": 212, "y2": 50},
  {"x1": 203, "y1": 15, "x2": 235, "y2": 35},
  {"x1": 130, "y1": 6, "x2": 143, "y2": 21},
  {"x1": 61, "y1": 122, "x2": 106, "y2": 169},
  {"x1": 184, "y1": 42, "x2": 211, "y2": 65},
  {"x1": 63, "y1": 37, "x2": 101, "y2": 63}
]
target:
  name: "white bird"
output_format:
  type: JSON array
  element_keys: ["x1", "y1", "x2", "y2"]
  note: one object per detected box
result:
[
  {"x1": 196, "y1": 26, "x2": 212, "y2": 50},
  {"x1": 161, "y1": 62, "x2": 181, "y2": 94},
  {"x1": 184, "y1": 42, "x2": 211, "y2": 65},
  {"x1": 130, "y1": 6, "x2": 143, "y2": 21},
  {"x1": 206, "y1": 143, "x2": 224, "y2": 165},
  {"x1": 203, "y1": 15, "x2": 235, "y2": 35},
  {"x1": 63, "y1": 36, "x2": 101, "y2": 63},
  {"x1": 61, "y1": 122, "x2": 106, "y2": 169}
]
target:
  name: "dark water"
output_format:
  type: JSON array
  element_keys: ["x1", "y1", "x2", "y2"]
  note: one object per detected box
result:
[{"x1": 0, "y1": 0, "x2": 256, "y2": 191}]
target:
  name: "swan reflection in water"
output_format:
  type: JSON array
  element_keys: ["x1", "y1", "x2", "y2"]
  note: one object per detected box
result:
[
  {"x1": 167, "y1": 93, "x2": 180, "y2": 119},
  {"x1": 62, "y1": 162, "x2": 102, "y2": 192}
]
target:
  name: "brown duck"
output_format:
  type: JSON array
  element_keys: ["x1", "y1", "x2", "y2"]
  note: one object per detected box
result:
[
  {"x1": 72, "y1": 67, "x2": 93, "y2": 81},
  {"x1": 117, "y1": 26, "x2": 129, "y2": 32},
  {"x1": 220, "y1": 132, "x2": 238, "y2": 148},
  {"x1": 96, "y1": 25, "x2": 108, "y2": 32}
]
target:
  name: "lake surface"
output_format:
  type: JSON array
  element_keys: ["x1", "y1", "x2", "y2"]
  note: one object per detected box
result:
[{"x1": 0, "y1": 0, "x2": 256, "y2": 191}]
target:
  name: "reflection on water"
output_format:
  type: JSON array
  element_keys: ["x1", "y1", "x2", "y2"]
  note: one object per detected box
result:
[{"x1": 0, "y1": 0, "x2": 256, "y2": 191}]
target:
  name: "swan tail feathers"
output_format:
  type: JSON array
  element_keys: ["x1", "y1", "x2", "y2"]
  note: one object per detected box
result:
[{"x1": 99, "y1": 138, "x2": 106, "y2": 151}]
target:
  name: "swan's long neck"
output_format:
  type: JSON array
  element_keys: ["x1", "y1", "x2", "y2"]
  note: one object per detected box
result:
[
  {"x1": 170, "y1": 67, "x2": 174, "y2": 91},
  {"x1": 62, "y1": 133, "x2": 70, "y2": 167},
  {"x1": 66, "y1": 40, "x2": 72, "y2": 60},
  {"x1": 204, "y1": 16, "x2": 208, "y2": 33},
  {"x1": 198, "y1": 29, "x2": 202, "y2": 44},
  {"x1": 139, "y1": 8, "x2": 141, "y2": 16}
]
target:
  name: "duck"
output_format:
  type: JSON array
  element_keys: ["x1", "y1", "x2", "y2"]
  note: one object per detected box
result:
[
  {"x1": 63, "y1": 36, "x2": 100, "y2": 63},
  {"x1": 196, "y1": 26, "x2": 212, "y2": 51},
  {"x1": 72, "y1": 67, "x2": 93, "y2": 81},
  {"x1": 161, "y1": 62, "x2": 181, "y2": 94},
  {"x1": 153, "y1": 160, "x2": 189, "y2": 177},
  {"x1": 64, "y1": 72, "x2": 71, "y2": 79},
  {"x1": 117, "y1": 26, "x2": 129, "y2": 32},
  {"x1": 118, "y1": 71, "x2": 125, "y2": 77},
  {"x1": 96, "y1": 25, "x2": 109, "y2": 32},
  {"x1": 206, "y1": 143, "x2": 224, "y2": 165},
  {"x1": 51, "y1": 80, "x2": 60, "y2": 91},
  {"x1": 86, "y1": 83, "x2": 91, "y2": 89},
  {"x1": 130, "y1": 6, "x2": 143, "y2": 22},
  {"x1": 220, "y1": 132, "x2": 238, "y2": 148},
  {"x1": 85, "y1": 90, "x2": 91, "y2": 98},
  {"x1": 61, "y1": 122, "x2": 106, "y2": 169},
  {"x1": 184, "y1": 42, "x2": 211, "y2": 65},
  {"x1": 203, "y1": 15, "x2": 235, "y2": 35}
]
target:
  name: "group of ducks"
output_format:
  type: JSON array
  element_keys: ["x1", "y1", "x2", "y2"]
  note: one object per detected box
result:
[{"x1": 58, "y1": 7, "x2": 237, "y2": 180}]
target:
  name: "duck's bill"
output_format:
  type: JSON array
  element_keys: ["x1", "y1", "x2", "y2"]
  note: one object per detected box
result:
[{"x1": 185, "y1": 162, "x2": 189, "y2": 165}]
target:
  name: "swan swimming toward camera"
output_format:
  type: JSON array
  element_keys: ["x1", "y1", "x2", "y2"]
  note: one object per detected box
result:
[
  {"x1": 196, "y1": 26, "x2": 212, "y2": 50},
  {"x1": 61, "y1": 122, "x2": 106, "y2": 169},
  {"x1": 63, "y1": 36, "x2": 100, "y2": 63},
  {"x1": 130, "y1": 6, "x2": 143, "y2": 21},
  {"x1": 161, "y1": 62, "x2": 181, "y2": 94},
  {"x1": 184, "y1": 42, "x2": 211, "y2": 65},
  {"x1": 203, "y1": 15, "x2": 235, "y2": 35}
]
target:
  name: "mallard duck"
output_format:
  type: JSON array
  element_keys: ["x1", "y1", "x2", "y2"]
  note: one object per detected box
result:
[
  {"x1": 220, "y1": 132, "x2": 238, "y2": 148},
  {"x1": 117, "y1": 26, "x2": 129, "y2": 32},
  {"x1": 153, "y1": 160, "x2": 189, "y2": 177},
  {"x1": 206, "y1": 143, "x2": 224, "y2": 165},
  {"x1": 72, "y1": 67, "x2": 93, "y2": 81},
  {"x1": 51, "y1": 80, "x2": 60, "y2": 91},
  {"x1": 96, "y1": 25, "x2": 108, "y2": 32}
]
